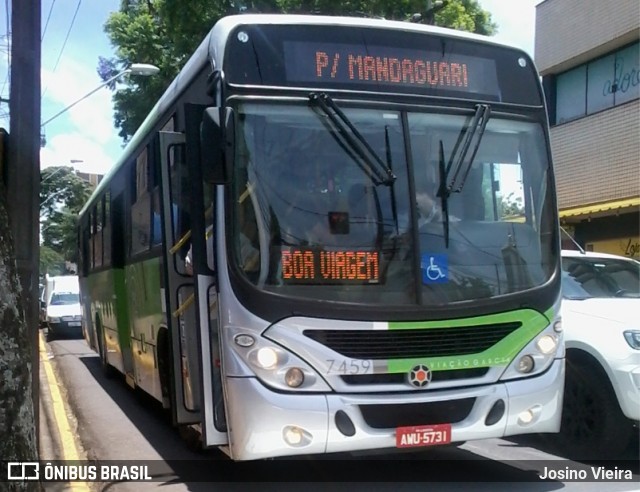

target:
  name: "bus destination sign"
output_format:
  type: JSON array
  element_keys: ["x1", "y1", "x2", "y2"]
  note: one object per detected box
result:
[
  {"x1": 281, "y1": 248, "x2": 380, "y2": 284},
  {"x1": 283, "y1": 41, "x2": 500, "y2": 97}
]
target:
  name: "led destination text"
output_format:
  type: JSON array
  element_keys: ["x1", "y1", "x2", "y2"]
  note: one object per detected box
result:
[
  {"x1": 282, "y1": 249, "x2": 380, "y2": 283},
  {"x1": 316, "y1": 51, "x2": 469, "y2": 89}
]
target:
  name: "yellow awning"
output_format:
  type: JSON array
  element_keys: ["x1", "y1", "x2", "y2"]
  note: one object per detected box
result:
[{"x1": 559, "y1": 197, "x2": 640, "y2": 219}]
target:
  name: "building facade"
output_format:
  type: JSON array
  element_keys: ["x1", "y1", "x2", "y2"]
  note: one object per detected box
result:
[{"x1": 535, "y1": 0, "x2": 639, "y2": 259}]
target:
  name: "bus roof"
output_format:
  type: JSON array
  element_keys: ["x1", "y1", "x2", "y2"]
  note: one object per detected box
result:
[
  {"x1": 80, "y1": 14, "x2": 530, "y2": 217},
  {"x1": 210, "y1": 14, "x2": 518, "y2": 53}
]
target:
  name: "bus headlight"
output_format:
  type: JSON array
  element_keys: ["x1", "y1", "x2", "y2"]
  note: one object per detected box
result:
[
  {"x1": 536, "y1": 335, "x2": 557, "y2": 355},
  {"x1": 256, "y1": 347, "x2": 279, "y2": 369},
  {"x1": 516, "y1": 355, "x2": 535, "y2": 374},
  {"x1": 47, "y1": 316, "x2": 61, "y2": 323},
  {"x1": 501, "y1": 322, "x2": 563, "y2": 381},
  {"x1": 230, "y1": 329, "x2": 330, "y2": 392},
  {"x1": 285, "y1": 367, "x2": 305, "y2": 388}
]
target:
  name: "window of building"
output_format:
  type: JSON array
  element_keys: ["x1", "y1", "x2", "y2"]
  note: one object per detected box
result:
[
  {"x1": 556, "y1": 65, "x2": 587, "y2": 124},
  {"x1": 553, "y1": 42, "x2": 639, "y2": 126},
  {"x1": 587, "y1": 54, "x2": 615, "y2": 114},
  {"x1": 613, "y1": 43, "x2": 640, "y2": 106}
]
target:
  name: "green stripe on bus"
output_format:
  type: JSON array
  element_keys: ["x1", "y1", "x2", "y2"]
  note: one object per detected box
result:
[{"x1": 386, "y1": 309, "x2": 549, "y2": 373}]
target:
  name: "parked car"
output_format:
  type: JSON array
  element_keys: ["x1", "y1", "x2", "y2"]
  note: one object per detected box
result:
[
  {"x1": 557, "y1": 249, "x2": 639, "y2": 459},
  {"x1": 42, "y1": 275, "x2": 83, "y2": 339}
]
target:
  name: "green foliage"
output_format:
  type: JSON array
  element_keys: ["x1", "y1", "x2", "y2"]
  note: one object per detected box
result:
[
  {"x1": 39, "y1": 245, "x2": 65, "y2": 277},
  {"x1": 101, "y1": 0, "x2": 497, "y2": 141},
  {"x1": 40, "y1": 166, "x2": 94, "y2": 263}
]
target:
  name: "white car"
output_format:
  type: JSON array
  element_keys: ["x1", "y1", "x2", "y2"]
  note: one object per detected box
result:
[{"x1": 557, "y1": 249, "x2": 640, "y2": 459}]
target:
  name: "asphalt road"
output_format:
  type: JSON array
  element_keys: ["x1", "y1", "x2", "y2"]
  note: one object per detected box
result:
[{"x1": 41, "y1": 334, "x2": 639, "y2": 491}]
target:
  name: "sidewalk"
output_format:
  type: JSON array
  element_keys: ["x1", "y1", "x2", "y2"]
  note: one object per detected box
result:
[{"x1": 38, "y1": 331, "x2": 91, "y2": 491}]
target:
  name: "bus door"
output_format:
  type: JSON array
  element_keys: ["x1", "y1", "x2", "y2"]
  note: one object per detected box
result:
[
  {"x1": 158, "y1": 130, "x2": 199, "y2": 426},
  {"x1": 159, "y1": 129, "x2": 227, "y2": 445}
]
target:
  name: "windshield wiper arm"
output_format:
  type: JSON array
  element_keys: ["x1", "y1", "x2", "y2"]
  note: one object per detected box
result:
[
  {"x1": 437, "y1": 139, "x2": 450, "y2": 247},
  {"x1": 309, "y1": 92, "x2": 396, "y2": 186},
  {"x1": 446, "y1": 104, "x2": 491, "y2": 195}
]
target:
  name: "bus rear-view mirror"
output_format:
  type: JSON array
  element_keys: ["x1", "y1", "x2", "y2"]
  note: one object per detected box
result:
[{"x1": 201, "y1": 107, "x2": 234, "y2": 184}]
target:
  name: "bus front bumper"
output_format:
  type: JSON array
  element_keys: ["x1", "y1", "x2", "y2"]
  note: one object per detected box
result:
[{"x1": 224, "y1": 358, "x2": 564, "y2": 461}]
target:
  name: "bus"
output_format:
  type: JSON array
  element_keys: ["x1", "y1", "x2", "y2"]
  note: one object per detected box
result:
[{"x1": 77, "y1": 14, "x2": 564, "y2": 461}]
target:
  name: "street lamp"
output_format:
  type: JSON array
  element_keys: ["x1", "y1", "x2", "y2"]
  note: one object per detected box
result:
[
  {"x1": 40, "y1": 63, "x2": 160, "y2": 128},
  {"x1": 410, "y1": 0, "x2": 445, "y2": 25}
]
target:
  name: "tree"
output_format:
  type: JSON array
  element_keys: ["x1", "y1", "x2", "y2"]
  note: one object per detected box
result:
[
  {"x1": 100, "y1": 0, "x2": 497, "y2": 141},
  {"x1": 0, "y1": 181, "x2": 37, "y2": 478},
  {"x1": 40, "y1": 245, "x2": 66, "y2": 278},
  {"x1": 40, "y1": 166, "x2": 94, "y2": 265}
]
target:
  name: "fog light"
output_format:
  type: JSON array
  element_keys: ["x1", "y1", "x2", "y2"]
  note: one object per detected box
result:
[
  {"x1": 516, "y1": 355, "x2": 535, "y2": 373},
  {"x1": 234, "y1": 334, "x2": 255, "y2": 347},
  {"x1": 285, "y1": 367, "x2": 305, "y2": 388},
  {"x1": 257, "y1": 347, "x2": 278, "y2": 369},
  {"x1": 553, "y1": 320, "x2": 563, "y2": 333},
  {"x1": 283, "y1": 426, "x2": 304, "y2": 446},
  {"x1": 518, "y1": 405, "x2": 542, "y2": 426},
  {"x1": 536, "y1": 335, "x2": 557, "y2": 355},
  {"x1": 518, "y1": 409, "x2": 534, "y2": 425}
]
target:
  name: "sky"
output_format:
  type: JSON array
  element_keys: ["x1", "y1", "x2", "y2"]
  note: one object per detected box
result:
[{"x1": 0, "y1": 0, "x2": 540, "y2": 176}]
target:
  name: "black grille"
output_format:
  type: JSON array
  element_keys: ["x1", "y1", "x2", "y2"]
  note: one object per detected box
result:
[
  {"x1": 360, "y1": 399, "x2": 475, "y2": 428},
  {"x1": 304, "y1": 323, "x2": 521, "y2": 359},
  {"x1": 341, "y1": 367, "x2": 489, "y2": 385}
]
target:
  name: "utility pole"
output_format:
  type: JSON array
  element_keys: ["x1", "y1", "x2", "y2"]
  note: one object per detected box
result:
[{"x1": 5, "y1": 0, "x2": 42, "y2": 461}]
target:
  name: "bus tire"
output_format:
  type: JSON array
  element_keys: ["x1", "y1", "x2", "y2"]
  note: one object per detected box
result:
[{"x1": 557, "y1": 358, "x2": 631, "y2": 460}]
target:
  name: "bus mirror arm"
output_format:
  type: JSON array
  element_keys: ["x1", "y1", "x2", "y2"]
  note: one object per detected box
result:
[{"x1": 201, "y1": 107, "x2": 233, "y2": 184}]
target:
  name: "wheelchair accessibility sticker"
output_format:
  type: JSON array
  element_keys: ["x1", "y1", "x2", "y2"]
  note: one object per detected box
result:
[{"x1": 421, "y1": 254, "x2": 448, "y2": 284}]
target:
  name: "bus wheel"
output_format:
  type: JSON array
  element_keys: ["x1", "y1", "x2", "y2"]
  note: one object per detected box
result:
[{"x1": 558, "y1": 359, "x2": 631, "y2": 460}]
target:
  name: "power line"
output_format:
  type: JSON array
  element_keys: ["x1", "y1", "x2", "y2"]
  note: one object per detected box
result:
[
  {"x1": 41, "y1": 0, "x2": 57, "y2": 41},
  {"x1": 41, "y1": 0, "x2": 81, "y2": 100}
]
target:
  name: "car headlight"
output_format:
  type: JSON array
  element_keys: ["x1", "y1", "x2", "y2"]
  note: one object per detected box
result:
[
  {"x1": 623, "y1": 330, "x2": 640, "y2": 350},
  {"x1": 47, "y1": 316, "x2": 61, "y2": 323},
  {"x1": 500, "y1": 321, "x2": 563, "y2": 381},
  {"x1": 231, "y1": 329, "x2": 330, "y2": 392}
]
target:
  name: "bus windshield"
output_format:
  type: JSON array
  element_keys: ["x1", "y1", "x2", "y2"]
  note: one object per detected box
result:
[{"x1": 231, "y1": 101, "x2": 556, "y2": 307}]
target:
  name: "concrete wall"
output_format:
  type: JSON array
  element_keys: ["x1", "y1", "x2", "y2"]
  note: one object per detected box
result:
[
  {"x1": 550, "y1": 98, "x2": 639, "y2": 210},
  {"x1": 536, "y1": 0, "x2": 640, "y2": 74}
]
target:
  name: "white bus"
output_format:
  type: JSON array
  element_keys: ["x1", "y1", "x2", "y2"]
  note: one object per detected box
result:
[{"x1": 78, "y1": 14, "x2": 564, "y2": 460}]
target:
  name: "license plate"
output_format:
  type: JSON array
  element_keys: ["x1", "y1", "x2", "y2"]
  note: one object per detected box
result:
[
  {"x1": 68, "y1": 322, "x2": 81, "y2": 327},
  {"x1": 396, "y1": 423, "x2": 452, "y2": 448}
]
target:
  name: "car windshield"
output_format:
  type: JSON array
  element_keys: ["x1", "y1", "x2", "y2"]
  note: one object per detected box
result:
[
  {"x1": 50, "y1": 292, "x2": 79, "y2": 305},
  {"x1": 562, "y1": 255, "x2": 640, "y2": 299},
  {"x1": 231, "y1": 101, "x2": 556, "y2": 307}
]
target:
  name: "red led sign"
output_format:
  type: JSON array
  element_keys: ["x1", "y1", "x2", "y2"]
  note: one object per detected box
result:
[
  {"x1": 281, "y1": 249, "x2": 380, "y2": 284},
  {"x1": 282, "y1": 41, "x2": 500, "y2": 98},
  {"x1": 315, "y1": 51, "x2": 469, "y2": 89}
]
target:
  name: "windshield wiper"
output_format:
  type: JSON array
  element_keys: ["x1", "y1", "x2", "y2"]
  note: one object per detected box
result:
[
  {"x1": 435, "y1": 104, "x2": 489, "y2": 247},
  {"x1": 309, "y1": 92, "x2": 396, "y2": 186},
  {"x1": 385, "y1": 125, "x2": 400, "y2": 235},
  {"x1": 445, "y1": 104, "x2": 491, "y2": 195},
  {"x1": 436, "y1": 140, "x2": 450, "y2": 247}
]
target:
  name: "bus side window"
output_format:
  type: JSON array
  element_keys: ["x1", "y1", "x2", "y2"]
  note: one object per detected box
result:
[
  {"x1": 93, "y1": 195, "x2": 104, "y2": 268},
  {"x1": 130, "y1": 147, "x2": 153, "y2": 255},
  {"x1": 168, "y1": 143, "x2": 190, "y2": 275},
  {"x1": 89, "y1": 209, "x2": 95, "y2": 270}
]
